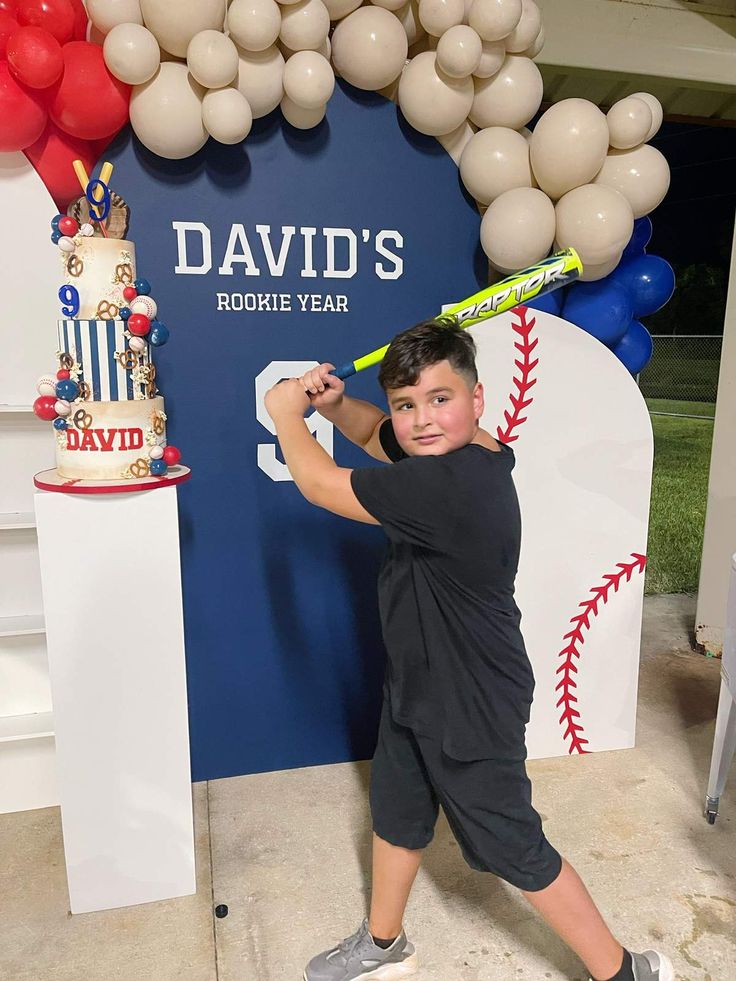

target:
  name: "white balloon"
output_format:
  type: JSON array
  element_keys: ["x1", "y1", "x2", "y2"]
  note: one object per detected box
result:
[
  {"x1": 418, "y1": 0, "x2": 464, "y2": 37},
  {"x1": 103, "y1": 23, "x2": 160, "y2": 86},
  {"x1": 187, "y1": 30, "x2": 239, "y2": 88},
  {"x1": 504, "y1": 0, "x2": 540, "y2": 53},
  {"x1": 140, "y1": 0, "x2": 225, "y2": 58},
  {"x1": 473, "y1": 38, "x2": 505, "y2": 78},
  {"x1": 149, "y1": 444, "x2": 164, "y2": 459},
  {"x1": 436, "y1": 25, "x2": 482, "y2": 79},
  {"x1": 332, "y1": 8, "x2": 408, "y2": 91},
  {"x1": 283, "y1": 50, "x2": 334, "y2": 109},
  {"x1": 555, "y1": 183, "x2": 634, "y2": 266},
  {"x1": 322, "y1": 0, "x2": 362, "y2": 17},
  {"x1": 235, "y1": 44, "x2": 285, "y2": 118},
  {"x1": 280, "y1": 0, "x2": 330, "y2": 52},
  {"x1": 130, "y1": 63, "x2": 208, "y2": 159},
  {"x1": 398, "y1": 51, "x2": 474, "y2": 137},
  {"x1": 396, "y1": 0, "x2": 426, "y2": 46},
  {"x1": 371, "y1": 0, "x2": 406, "y2": 9},
  {"x1": 202, "y1": 87, "x2": 254, "y2": 143},
  {"x1": 437, "y1": 118, "x2": 477, "y2": 165},
  {"x1": 227, "y1": 0, "x2": 282, "y2": 53},
  {"x1": 470, "y1": 54, "x2": 542, "y2": 129},
  {"x1": 280, "y1": 94, "x2": 326, "y2": 128},
  {"x1": 280, "y1": 36, "x2": 331, "y2": 60},
  {"x1": 87, "y1": 0, "x2": 144, "y2": 34},
  {"x1": 459, "y1": 125, "x2": 533, "y2": 204},
  {"x1": 521, "y1": 24, "x2": 544, "y2": 58},
  {"x1": 592, "y1": 144, "x2": 671, "y2": 218},
  {"x1": 529, "y1": 98, "x2": 609, "y2": 199},
  {"x1": 630, "y1": 91, "x2": 663, "y2": 142},
  {"x1": 607, "y1": 96, "x2": 653, "y2": 151},
  {"x1": 578, "y1": 252, "x2": 624, "y2": 282},
  {"x1": 468, "y1": 0, "x2": 522, "y2": 42},
  {"x1": 480, "y1": 186, "x2": 555, "y2": 272}
]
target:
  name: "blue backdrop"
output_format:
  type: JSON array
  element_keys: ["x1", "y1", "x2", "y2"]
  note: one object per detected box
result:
[{"x1": 104, "y1": 82, "x2": 484, "y2": 780}]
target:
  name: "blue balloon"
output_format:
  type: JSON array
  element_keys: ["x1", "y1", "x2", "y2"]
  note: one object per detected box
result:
[
  {"x1": 53, "y1": 418, "x2": 68, "y2": 431},
  {"x1": 611, "y1": 254, "x2": 675, "y2": 317},
  {"x1": 119, "y1": 306, "x2": 132, "y2": 320},
  {"x1": 622, "y1": 216, "x2": 653, "y2": 258},
  {"x1": 525, "y1": 287, "x2": 564, "y2": 316},
  {"x1": 51, "y1": 230, "x2": 62, "y2": 244},
  {"x1": 55, "y1": 378, "x2": 79, "y2": 401},
  {"x1": 612, "y1": 320, "x2": 654, "y2": 374},
  {"x1": 149, "y1": 321, "x2": 169, "y2": 346},
  {"x1": 562, "y1": 279, "x2": 633, "y2": 347},
  {"x1": 150, "y1": 458, "x2": 168, "y2": 476},
  {"x1": 133, "y1": 278, "x2": 151, "y2": 295}
]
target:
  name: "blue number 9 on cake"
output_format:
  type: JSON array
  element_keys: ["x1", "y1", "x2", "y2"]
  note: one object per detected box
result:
[{"x1": 34, "y1": 180, "x2": 182, "y2": 482}]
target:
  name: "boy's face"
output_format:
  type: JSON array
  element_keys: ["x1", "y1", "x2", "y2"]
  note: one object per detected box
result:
[{"x1": 387, "y1": 359, "x2": 484, "y2": 456}]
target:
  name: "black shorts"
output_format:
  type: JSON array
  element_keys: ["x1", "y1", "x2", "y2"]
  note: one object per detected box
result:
[{"x1": 369, "y1": 700, "x2": 562, "y2": 892}]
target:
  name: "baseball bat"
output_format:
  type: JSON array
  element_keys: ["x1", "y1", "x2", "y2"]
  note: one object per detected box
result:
[{"x1": 331, "y1": 248, "x2": 582, "y2": 381}]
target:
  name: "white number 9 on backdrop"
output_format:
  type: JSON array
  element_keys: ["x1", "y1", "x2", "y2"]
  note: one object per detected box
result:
[{"x1": 255, "y1": 362, "x2": 335, "y2": 482}]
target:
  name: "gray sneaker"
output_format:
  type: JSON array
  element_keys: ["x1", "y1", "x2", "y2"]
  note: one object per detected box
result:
[
  {"x1": 303, "y1": 918, "x2": 418, "y2": 981},
  {"x1": 589, "y1": 950, "x2": 674, "y2": 981}
]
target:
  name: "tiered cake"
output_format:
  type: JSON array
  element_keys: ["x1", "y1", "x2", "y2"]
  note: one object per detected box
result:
[{"x1": 34, "y1": 191, "x2": 180, "y2": 482}]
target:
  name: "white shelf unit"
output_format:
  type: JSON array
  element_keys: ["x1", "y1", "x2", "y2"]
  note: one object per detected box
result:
[
  {"x1": 0, "y1": 712, "x2": 54, "y2": 744},
  {"x1": 0, "y1": 512, "x2": 36, "y2": 530},
  {"x1": 0, "y1": 614, "x2": 45, "y2": 638},
  {"x1": 0, "y1": 405, "x2": 34, "y2": 413}
]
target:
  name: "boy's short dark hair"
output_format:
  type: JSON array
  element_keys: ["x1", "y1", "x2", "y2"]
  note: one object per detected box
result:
[{"x1": 378, "y1": 316, "x2": 478, "y2": 392}]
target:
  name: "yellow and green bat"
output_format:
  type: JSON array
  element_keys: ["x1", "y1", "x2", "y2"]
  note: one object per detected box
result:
[{"x1": 331, "y1": 248, "x2": 582, "y2": 380}]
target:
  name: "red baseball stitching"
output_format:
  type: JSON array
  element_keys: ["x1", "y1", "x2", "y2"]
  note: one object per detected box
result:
[
  {"x1": 556, "y1": 553, "x2": 647, "y2": 754},
  {"x1": 496, "y1": 305, "x2": 538, "y2": 444}
]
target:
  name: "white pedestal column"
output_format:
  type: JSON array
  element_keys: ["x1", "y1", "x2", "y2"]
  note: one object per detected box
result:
[{"x1": 34, "y1": 485, "x2": 195, "y2": 913}]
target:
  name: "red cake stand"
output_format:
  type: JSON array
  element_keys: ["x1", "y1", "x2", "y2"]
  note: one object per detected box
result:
[{"x1": 33, "y1": 465, "x2": 192, "y2": 495}]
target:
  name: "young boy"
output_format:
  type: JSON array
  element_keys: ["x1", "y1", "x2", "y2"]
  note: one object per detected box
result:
[{"x1": 263, "y1": 319, "x2": 673, "y2": 981}]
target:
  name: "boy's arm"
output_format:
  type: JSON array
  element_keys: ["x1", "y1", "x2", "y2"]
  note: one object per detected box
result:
[
  {"x1": 300, "y1": 363, "x2": 391, "y2": 463},
  {"x1": 264, "y1": 378, "x2": 380, "y2": 525}
]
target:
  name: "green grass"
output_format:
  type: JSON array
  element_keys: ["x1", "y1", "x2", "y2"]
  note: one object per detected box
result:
[
  {"x1": 646, "y1": 398, "x2": 715, "y2": 418},
  {"x1": 645, "y1": 414, "x2": 714, "y2": 595}
]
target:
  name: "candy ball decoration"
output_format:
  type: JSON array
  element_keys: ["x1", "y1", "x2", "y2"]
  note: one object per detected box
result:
[
  {"x1": 53, "y1": 417, "x2": 68, "y2": 430},
  {"x1": 282, "y1": 50, "x2": 334, "y2": 110},
  {"x1": 162, "y1": 445, "x2": 181, "y2": 466},
  {"x1": 530, "y1": 98, "x2": 609, "y2": 200},
  {"x1": 227, "y1": 0, "x2": 281, "y2": 53},
  {"x1": 119, "y1": 306, "x2": 132, "y2": 320},
  {"x1": 33, "y1": 395, "x2": 58, "y2": 420},
  {"x1": 148, "y1": 321, "x2": 170, "y2": 345},
  {"x1": 470, "y1": 54, "x2": 543, "y2": 129},
  {"x1": 555, "y1": 183, "x2": 634, "y2": 267},
  {"x1": 133, "y1": 277, "x2": 151, "y2": 294},
  {"x1": 150, "y1": 458, "x2": 168, "y2": 476},
  {"x1": 436, "y1": 25, "x2": 482, "y2": 79},
  {"x1": 128, "y1": 313, "x2": 151, "y2": 336},
  {"x1": 128, "y1": 336, "x2": 147, "y2": 352},
  {"x1": 6, "y1": 25, "x2": 64, "y2": 89},
  {"x1": 130, "y1": 62, "x2": 208, "y2": 159},
  {"x1": 593, "y1": 144, "x2": 671, "y2": 219},
  {"x1": 187, "y1": 29, "x2": 239, "y2": 88},
  {"x1": 55, "y1": 378, "x2": 79, "y2": 400},
  {"x1": 51, "y1": 214, "x2": 63, "y2": 229},
  {"x1": 54, "y1": 398, "x2": 71, "y2": 416},
  {"x1": 56, "y1": 368, "x2": 70, "y2": 380},
  {"x1": 51, "y1": 229, "x2": 62, "y2": 243},
  {"x1": 130, "y1": 295, "x2": 158, "y2": 319},
  {"x1": 202, "y1": 87, "x2": 254, "y2": 144},
  {"x1": 103, "y1": 22, "x2": 160, "y2": 86},
  {"x1": 459, "y1": 125, "x2": 534, "y2": 205},
  {"x1": 123, "y1": 285, "x2": 138, "y2": 301},
  {"x1": 37, "y1": 374, "x2": 57, "y2": 396},
  {"x1": 149, "y1": 444, "x2": 164, "y2": 460},
  {"x1": 57, "y1": 215, "x2": 78, "y2": 236},
  {"x1": 398, "y1": 51, "x2": 473, "y2": 137},
  {"x1": 331, "y1": 7, "x2": 408, "y2": 91}
]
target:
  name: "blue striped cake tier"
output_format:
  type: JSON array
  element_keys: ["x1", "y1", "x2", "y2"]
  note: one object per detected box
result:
[{"x1": 57, "y1": 319, "x2": 154, "y2": 401}]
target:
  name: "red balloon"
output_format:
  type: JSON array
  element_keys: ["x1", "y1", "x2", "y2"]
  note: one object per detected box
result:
[
  {"x1": 67, "y1": 0, "x2": 85, "y2": 40},
  {"x1": 33, "y1": 395, "x2": 58, "y2": 420},
  {"x1": 162, "y1": 446, "x2": 182, "y2": 467},
  {"x1": 0, "y1": 9, "x2": 18, "y2": 57},
  {"x1": 23, "y1": 119, "x2": 98, "y2": 209},
  {"x1": 128, "y1": 313, "x2": 151, "y2": 336},
  {"x1": 0, "y1": 1, "x2": 19, "y2": 14},
  {"x1": 0, "y1": 61, "x2": 47, "y2": 151},
  {"x1": 48, "y1": 41, "x2": 131, "y2": 140},
  {"x1": 17, "y1": 0, "x2": 74, "y2": 45},
  {"x1": 7, "y1": 26, "x2": 63, "y2": 89}
]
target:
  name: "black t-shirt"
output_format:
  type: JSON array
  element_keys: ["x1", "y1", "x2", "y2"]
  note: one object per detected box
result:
[{"x1": 350, "y1": 420, "x2": 535, "y2": 762}]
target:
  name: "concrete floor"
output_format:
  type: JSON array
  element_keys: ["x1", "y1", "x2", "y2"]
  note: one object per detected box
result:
[{"x1": 1, "y1": 594, "x2": 734, "y2": 981}]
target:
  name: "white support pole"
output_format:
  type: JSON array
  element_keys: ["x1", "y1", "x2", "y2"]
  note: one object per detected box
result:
[{"x1": 34, "y1": 486, "x2": 195, "y2": 913}]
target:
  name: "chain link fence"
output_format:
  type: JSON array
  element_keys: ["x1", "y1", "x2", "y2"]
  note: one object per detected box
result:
[{"x1": 638, "y1": 335, "x2": 722, "y2": 419}]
